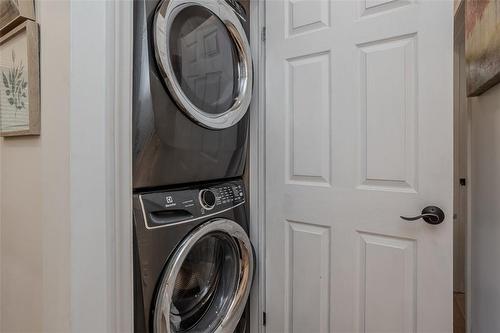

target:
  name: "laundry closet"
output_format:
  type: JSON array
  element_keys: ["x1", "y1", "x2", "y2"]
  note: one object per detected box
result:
[
  {"x1": 131, "y1": 1, "x2": 255, "y2": 332},
  {"x1": 2, "y1": 1, "x2": 500, "y2": 332}
]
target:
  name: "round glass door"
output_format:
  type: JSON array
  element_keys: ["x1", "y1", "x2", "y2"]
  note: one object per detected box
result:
[
  {"x1": 153, "y1": 219, "x2": 254, "y2": 333},
  {"x1": 154, "y1": 0, "x2": 252, "y2": 129}
]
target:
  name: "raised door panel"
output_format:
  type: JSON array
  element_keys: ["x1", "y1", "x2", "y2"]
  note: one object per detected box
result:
[
  {"x1": 286, "y1": 0, "x2": 331, "y2": 37},
  {"x1": 357, "y1": 232, "x2": 416, "y2": 333},
  {"x1": 285, "y1": 221, "x2": 331, "y2": 333},
  {"x1": 360, "y1": 0, "x2": 414, "y2": 17},
  {"x1": 359, "y1": 35, "x2": 417, "y2": 192},
  {"x1": 286, "y1": 52, "x2": 331, "y2": 186}
]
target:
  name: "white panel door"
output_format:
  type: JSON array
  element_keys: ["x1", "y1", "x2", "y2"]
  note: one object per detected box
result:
[{"x1": 265, "y1": 0, "x2": 453, "y2": 332}]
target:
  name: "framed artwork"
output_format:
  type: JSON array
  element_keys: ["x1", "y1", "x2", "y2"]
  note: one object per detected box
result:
[
  {"x1": 0, "y1": 0, "x2": 35, "y2": 33},
  {"x1": 0, "y1": 19, "x2": 39, "y2": 136},
  {"x1": 465, "y1": 0, "x2": 500, "y2": 97}
]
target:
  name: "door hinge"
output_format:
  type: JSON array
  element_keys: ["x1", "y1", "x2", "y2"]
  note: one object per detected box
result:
[
  {"x1": 261, "y1": 26, "x2": 266, "y2": 42},
  {"x1": 263, "y1": 311, "x2": 267, "y2": 326}
]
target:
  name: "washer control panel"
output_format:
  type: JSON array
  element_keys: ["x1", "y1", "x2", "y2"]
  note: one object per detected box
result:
[
  {"x1": 213, "y1": 183, "x2": 245, "y2": 206},
  {"x1": 139, "y1": 180, "x2": 246, "y2": 228}
]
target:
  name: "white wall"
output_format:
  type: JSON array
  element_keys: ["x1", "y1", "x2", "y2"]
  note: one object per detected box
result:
[
  {"x1": 0, "y1": 1, "x2": 71, "y2": 332},
  {"x1": 39, "y1": 2, "x2": 71, "y2": 331},
  {"x1": 470, "y1": 83, "x2": 500, "y2": 332},
  {"x1": 1, "y1": 2, "x2": 131, "y2": 332}
]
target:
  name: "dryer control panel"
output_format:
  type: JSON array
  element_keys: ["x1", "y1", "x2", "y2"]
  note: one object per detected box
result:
[
  {"x1": 211, "y1": 183, "x2": 245, "y2": 206},
  {"x1": 138, "y1": 180, "x2": 246, "y2": 229}
]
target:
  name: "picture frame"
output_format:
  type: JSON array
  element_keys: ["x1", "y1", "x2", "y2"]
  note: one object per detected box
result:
[
  {"x1": 465, "y1": 0, "x2": 500, "y2": 96},
  {"x1": 0, "y1": 0, "x2": 35, "y2": 34},
  {"x1": 0, "y1": 19, "x2": 39, "y2": 136}
]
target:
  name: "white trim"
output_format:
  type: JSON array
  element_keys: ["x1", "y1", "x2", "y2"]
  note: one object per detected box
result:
[
  {"x1": 466, "y1": 92, "x2": 472, "y2": 333},
  {"x1": 70, "y1": 2, "x2": 112, "y2": 331},
  {"x1": 70, "y1": 2, "x2": 133, "y2": 332},
  {"x1": 249, "y1": 0, "x2": 266, "y2": 332},
  {"x1": 112, "y1": 2, "x2": 134, "y2": 332}
]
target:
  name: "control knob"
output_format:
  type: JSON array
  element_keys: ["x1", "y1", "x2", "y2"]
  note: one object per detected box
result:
[{"x1": 199, "y1": 189, "x2": 216, "y2": 210}]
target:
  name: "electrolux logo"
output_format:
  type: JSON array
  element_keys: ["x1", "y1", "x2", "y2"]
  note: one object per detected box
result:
[{"x1": 165, "y1": 195, "x2": 176, "y2": 208}]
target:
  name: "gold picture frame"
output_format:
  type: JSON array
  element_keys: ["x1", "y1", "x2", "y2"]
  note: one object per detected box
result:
[
  {"x1": 0, "y1": 20, "x2": 39, "y2": 136},
  {"x1": 0, "y1": 0, "x2": 35, "y2": 34}
]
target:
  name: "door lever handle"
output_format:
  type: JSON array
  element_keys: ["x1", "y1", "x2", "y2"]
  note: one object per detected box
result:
[
  {"x1": 400, "y1": 206, "x2": 445, "y2": 225},
  {"x1": 400, "y1": 213, "x2": 440, "y2": 221}
]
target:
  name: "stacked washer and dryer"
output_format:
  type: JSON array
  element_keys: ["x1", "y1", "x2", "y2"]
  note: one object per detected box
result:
[{"x1": 132, "y1": 0, "x2": 254, "y2": 332}]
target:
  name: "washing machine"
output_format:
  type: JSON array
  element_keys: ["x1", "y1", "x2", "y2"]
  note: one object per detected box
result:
[
  {"x1": 133, "y1": 179, "x2": 254, "y2": 332},
  {"x1": 133, "y1": 0, "x2": 253, "y2": 190}
]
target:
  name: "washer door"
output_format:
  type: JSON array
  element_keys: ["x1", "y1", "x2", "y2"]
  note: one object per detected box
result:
[
  {"x1": 153, "y1": 219, "x2": 254, "y2": 333},
  {"x1": 154, "y1": 0, "x2": 252, "y2": 129}
]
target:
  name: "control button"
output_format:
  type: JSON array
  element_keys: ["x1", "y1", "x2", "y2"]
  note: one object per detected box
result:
[{"x1": 199, "y1": 189, "x2": 216, "y2": 210}]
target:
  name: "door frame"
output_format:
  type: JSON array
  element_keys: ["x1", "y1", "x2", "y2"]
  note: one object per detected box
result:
[
  {"x1": 248, "y1": 0, "x2": 266, "y2": 332},
  {"x1": 73, "y1": 1, "x2": 268, "y2": 332},
  {"x1": 453, "y1": 2, "x2": 472, "y2": 331},
  {"x1": 111, "y1": 2, "x2": 134, "y2": 331},
  {"x1": 70, "y1": 2, "x2": 133, "y2": 332}
]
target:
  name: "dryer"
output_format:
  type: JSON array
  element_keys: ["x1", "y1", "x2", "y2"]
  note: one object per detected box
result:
[
  {"x1": 133, "y1": 179, "x2": 254, "y2": 332},
  {"x1": 133, "y1": 0, "x2": 252, "y2": 190}
]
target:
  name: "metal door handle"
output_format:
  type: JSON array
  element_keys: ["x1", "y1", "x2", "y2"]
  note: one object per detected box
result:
[{"x1": 400, "y1": 206, "x2": 445, "y2": 225}]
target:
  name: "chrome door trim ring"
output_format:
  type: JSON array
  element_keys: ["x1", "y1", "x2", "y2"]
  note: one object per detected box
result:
[
  {"x1": 153, "y1": 218, "x2": 254, "y2": 333},
  {"x1": 154, "y1": 0, "x2": 253, "y2": 129}
]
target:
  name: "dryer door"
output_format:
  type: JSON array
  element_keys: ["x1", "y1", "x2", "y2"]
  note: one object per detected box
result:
[
  {"x1": 153, "y1": 219, "x2": 254, "y2": 333},
  {"x1": 154, "y1": 0, "x2": 252, "y2": 130}
]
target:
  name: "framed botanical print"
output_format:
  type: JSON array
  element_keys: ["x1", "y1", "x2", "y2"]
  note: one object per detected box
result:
[
  {"x1": 0, "y1": 0, "x2": 35, "y2": 33},
  {"x1": 0, "y1": 19, "x2": 39, "y2": 136}
]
